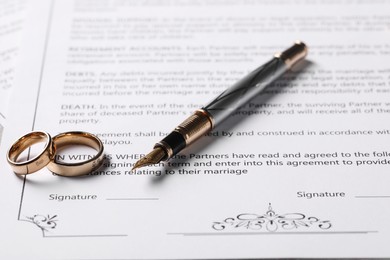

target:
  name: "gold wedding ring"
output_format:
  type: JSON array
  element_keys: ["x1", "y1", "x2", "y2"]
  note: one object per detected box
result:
[
  {"x1": 7, "y1": 131, "x2": 55, "y2": 175},
  {"x1": 47, "y1": 131, "x2": 104, "y2": 177}
]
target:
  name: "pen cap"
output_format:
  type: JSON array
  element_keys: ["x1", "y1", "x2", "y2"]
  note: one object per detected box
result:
[
  {"x1": 275, "y1": 41, "x2": 308, "y2": 69},
  {"x1": 203, "y1": 58, "x2": 287, "y2": 125},
  {"x1": 203, "y1": 41, "x2": 307, "y2": 125}
]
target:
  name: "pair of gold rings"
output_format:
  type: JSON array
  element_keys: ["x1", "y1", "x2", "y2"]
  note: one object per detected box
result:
[{"x1": 7, "y1": 131, "x2": 104, "y2": 177}]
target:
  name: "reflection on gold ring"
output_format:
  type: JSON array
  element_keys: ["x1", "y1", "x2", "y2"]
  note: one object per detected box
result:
[
  {"x1": 47, "y1": 131, "x2": 104, "y2": 177},
  {"x1": 7, "y1": 131, "x2": 55, "y2": 175}
]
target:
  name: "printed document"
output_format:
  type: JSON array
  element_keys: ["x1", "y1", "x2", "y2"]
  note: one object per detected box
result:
[
  {"x1": 1, "y1": 0, "x2": 390, "y2": 258},
  {"x1": 0, "y1": 0, "x2": 27, "y2": 134}
]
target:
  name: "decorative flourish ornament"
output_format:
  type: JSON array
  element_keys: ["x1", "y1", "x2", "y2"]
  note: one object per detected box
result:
[
  {"x1": 24, "y1": 214, "x2": 58, "y2": 235},
  {"x1": 212, "y1": 203, "x2": 331, "y2": 232}
]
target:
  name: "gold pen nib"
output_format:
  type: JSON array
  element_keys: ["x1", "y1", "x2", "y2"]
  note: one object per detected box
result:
[{"x1": 132, "y1": 146, "x2": 167, "y2": 171}]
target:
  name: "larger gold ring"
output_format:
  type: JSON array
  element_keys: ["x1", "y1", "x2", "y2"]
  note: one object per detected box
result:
[
  {"x1": 7, "y1": 131, "x2": 55, "y2": 175},
  {"x1": 47, "y1": 131, "x2": 104, "y2": 177}
]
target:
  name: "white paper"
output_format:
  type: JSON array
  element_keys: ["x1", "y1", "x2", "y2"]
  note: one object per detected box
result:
[
  {"x1": 1, "y1": 0, "x2": 390, "y2": 259},
  {"x1": 0, "y1": 0, "x2": 27, "y2": 127}
]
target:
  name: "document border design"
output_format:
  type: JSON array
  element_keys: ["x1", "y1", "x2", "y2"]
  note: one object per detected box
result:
[
  {"x1": 212, "y1": 203, "x2": 332, "y2": 232},
  {"x1": 21, "y1": 214, "x2": 58, "y2": 237}
]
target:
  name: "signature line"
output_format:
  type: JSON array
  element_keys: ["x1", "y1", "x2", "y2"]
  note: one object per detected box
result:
[
  {"x1": 355, "y1": 195, "x2": 390, "y2": 198},
  {"x1": 106, "y1": 198, "x2": 159, "y2": 201}
]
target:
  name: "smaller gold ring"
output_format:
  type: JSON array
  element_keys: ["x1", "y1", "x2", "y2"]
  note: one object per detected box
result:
[
  {"x1": 7, "y1": 131, "x2": 55, "y2": 175},
  {"x1": 47, "y1": 131, "x2": 104, "y2": 177}
]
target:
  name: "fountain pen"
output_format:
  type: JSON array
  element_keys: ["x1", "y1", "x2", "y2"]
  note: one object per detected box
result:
[{"x1": 132, "y1": 41, "x2": 308, "y2": 170}]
